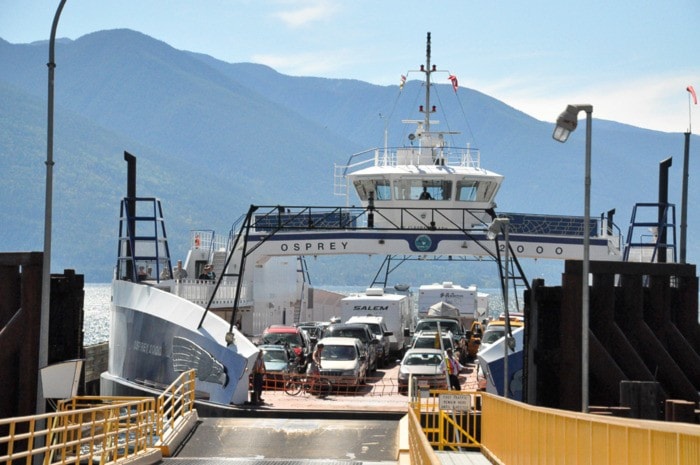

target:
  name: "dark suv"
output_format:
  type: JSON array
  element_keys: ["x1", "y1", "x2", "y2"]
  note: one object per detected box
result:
[{"x1": 321, "y1": 323, "x2": 379, "y2": 372}]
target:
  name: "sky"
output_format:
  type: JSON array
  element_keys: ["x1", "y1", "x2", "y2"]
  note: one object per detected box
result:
[{"x1": 1, "y1": 0, "x2": 699, "y2": 133}]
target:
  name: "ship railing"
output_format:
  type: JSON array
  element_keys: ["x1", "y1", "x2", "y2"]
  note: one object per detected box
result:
[
  {"x1": 336, "y1": 146, "x2": 482, "y2": 171},
  {"x1": 188, "y1": 229, "x2": 220, "y2": 256},
  {"x1": 173, "y1": 278, "x2": 252, "y2": 307},
  {"x1": 252, "y1": 205, "x2": 501, "y2": 232},
  {"x1": 251, "y1": 205, "x2": 624, "y2": 240}
]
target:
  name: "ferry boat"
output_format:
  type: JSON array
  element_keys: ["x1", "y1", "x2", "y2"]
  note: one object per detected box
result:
[{"x1": 101, "y1": 33, "x2": 627, "y2": 407}]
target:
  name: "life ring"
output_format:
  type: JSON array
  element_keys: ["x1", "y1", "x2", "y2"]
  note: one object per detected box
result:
[{"x1": 194, "y1": 234, "x2": 201, "y2": 249}]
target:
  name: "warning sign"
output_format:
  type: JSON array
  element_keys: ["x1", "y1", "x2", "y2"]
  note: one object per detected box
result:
[{"x1": 439, "y1": 393, "x2": 471, "y2": 411}]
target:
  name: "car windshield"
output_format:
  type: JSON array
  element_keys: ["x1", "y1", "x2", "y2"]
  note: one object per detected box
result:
[
  {"x1": 416, "y1": 320, "x2": 460, "y2": 334},
  {"x1": 263, "y1": 349, "x2": 287, "y2": 363},
  {"x1": 404, "y1": 353, "x2": 442, "y2": 366},
  {"x1": 482, "y1": 328, "x2": 505, "y2": 344},
  {"x1": 413, "y1": 337, "x2": 452, "y2": 350},
  {"x1": 299, "y1": 326, "x2": 320, "y2": 338},
  {"x1": 262, "y1": 333, "x2": 302, "y2": 347},
  {"x1": 365, "y1": 324, "x2": 382, "y2": 336},
  {"x1": 326, "y1": 328, "x2": 368, "y2": 341},
  {"x1": 322, "y1": 345, "x2": 357, "y2": 361}
]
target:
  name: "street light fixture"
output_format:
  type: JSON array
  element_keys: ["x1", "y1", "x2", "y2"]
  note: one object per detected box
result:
[
  {"x1": 552, "y1": 103, "x2": 593, "y2": 413},
  {"x1": 487, "y1": 216, "x2": 513, "y2": 398}
]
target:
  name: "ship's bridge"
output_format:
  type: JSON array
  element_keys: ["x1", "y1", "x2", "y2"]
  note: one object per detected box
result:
[{"x1": 336, "y1": 141, "x2": 503, "y2": 230}]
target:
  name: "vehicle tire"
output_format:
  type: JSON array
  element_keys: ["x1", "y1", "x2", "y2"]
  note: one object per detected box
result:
[{"x1": 284, "y1": 376, "x2": 303, "y2": 396}]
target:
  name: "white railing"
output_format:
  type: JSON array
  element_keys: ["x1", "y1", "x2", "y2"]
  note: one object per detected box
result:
[{"x1": 173, "y1": 279, "x2": 252, "y2": 307}]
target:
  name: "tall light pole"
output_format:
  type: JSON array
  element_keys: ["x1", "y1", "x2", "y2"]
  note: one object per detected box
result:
[
  {"x1": 39, "y1": 0, "x2": 68, "y2": 413},
  {"x1": 487, "y1": 217, "x2": 512, "y2": 398},
  {"x1": 552, "y1": 103, "x2": 593, "y2": 413}
]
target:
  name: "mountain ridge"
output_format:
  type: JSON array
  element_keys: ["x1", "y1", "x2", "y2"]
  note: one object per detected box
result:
[{"x1": 1, "y1": 28, "x2": 697, "y2": 285}]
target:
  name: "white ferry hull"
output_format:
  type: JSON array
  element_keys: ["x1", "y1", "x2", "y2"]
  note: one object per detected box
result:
[{"x1": 103, "y1": 280, "x2": 258, "y2": 405}]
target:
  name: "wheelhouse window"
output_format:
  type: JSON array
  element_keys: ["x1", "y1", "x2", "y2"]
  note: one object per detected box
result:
[
  {"x1": 456, "y1": 180, "x2": 494, "y2": 202},
  {"x1": 393, "y1": 179, "x2": 452, "y2": 200},
  {"x1": 353, "y1": 179, "x2": 391, "y2": 200},
  {"x1": 456, "y1": 180, "x2": 478, "y2": 201}
]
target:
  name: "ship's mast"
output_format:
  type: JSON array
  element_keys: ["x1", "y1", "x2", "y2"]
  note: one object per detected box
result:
[{"x1": 424, "y1": 32, "x2": 432, "y2": 133}]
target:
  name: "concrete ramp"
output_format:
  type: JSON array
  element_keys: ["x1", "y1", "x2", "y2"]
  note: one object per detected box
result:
[{"x1": 167, "y1": 417, "x2": 400, "y2": 463}]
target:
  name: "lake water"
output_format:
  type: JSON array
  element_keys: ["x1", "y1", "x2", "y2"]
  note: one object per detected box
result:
[{"x1": 84, "y1": 283, "x2": 111, "y2": 346}]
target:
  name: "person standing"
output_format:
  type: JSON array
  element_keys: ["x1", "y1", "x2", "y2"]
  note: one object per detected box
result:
[
  {"x1": 252, "y1": 351, "x2": 266, "y2": 404},
  {"x1": 441, "y1": 348, "x2": 463, "y2": 391},
  {"x1": 199, "y1": 264, "x2": 215, "y2": 280},
  {"x1": 307, "y1": 342, "x2": 324, "y2": 376},
  {"x1": 173, "y1": 260, "x2": 188, "y2": 280},
  {"x1": 160, "y1": 266, "x2": 171, "y2": 280}
]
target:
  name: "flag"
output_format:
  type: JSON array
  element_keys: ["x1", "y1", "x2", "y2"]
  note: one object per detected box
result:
[
  {"x1": 688, "y1": 85, "x2": 698, "y2": 105},
  {"x1": 400, "y1": 75, "x2": 406, "y2": 90},
  {"x1": 448, "y1": 74, "x2": 458, "y2": 93}
]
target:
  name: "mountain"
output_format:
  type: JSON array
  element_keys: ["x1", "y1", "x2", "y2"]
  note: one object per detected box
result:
[{"x1": 1, "y1": 29, "x2": 698, "y2": 286}]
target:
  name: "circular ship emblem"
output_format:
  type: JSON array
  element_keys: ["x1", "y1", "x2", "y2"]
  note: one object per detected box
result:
[{"x1": 414, "y1": 234, "x2": 432, "y2": 252}]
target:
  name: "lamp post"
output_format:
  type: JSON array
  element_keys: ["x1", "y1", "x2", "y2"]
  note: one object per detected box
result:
[
  {"x1": 487, "y1": 217, "x2": 512, "y2": 398},
  {"x1": 39, "y1": 0, "x2": 68, "y2": 413},
  {"x1": 552, "y1": 104, "x2": 593, "y2": 413}
]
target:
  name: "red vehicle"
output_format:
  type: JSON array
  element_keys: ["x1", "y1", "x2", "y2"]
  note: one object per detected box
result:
[{"x1": 261, "y1": 325, "x2": 312, "y2": 372}]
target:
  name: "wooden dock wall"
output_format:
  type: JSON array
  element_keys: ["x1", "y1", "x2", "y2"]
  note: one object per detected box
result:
[
  {"x1": 525, "y1": 260, "x2": 700, "y2": 418},
  {"x1": 0, "y1": 253, "x2": 86, "y2": 418},
  {"x1": 0, "y1": 252, "x2": 43, "y2": 420},
  {"x1": 84, "y1": 342, "x2": 109, "y2": 394}
]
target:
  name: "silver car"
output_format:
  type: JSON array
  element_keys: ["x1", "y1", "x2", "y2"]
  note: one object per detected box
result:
[{"x1": 397, "y1": 348, "x2": 447, "y2": 395}]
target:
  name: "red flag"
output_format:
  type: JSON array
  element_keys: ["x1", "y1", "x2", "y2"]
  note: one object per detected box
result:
[
  {"x1": 688, "y1": 85, "x2": 698, "y2": 105},
  {"x1": 448, "y1": 75, "x2": 458, "y2": 93},
  {"x1": 400, "y1": 74, "x2": 406, "y2": 90}
]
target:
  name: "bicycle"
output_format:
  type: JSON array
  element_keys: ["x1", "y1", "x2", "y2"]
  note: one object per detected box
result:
[{"x1": 284, "y1": 373, "x2": 332, "y2": 398}]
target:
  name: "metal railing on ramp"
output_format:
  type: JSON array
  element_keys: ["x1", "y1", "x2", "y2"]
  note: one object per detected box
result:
[{"x1": 0, "y1": 369, "x2": 197, "y2": 464}]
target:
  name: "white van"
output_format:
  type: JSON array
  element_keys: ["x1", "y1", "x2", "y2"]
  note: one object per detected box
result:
[{"x1": 316, "y1": 337, "x2": 368, "y2": 389}]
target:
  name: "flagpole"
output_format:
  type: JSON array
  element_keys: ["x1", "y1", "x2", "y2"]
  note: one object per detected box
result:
[
  {"x1": 689, "y1": 92, "x2": 693, "y2": 133},
  {"x1": 688, "y1": 85, "x2": 697, "y2": 133}
]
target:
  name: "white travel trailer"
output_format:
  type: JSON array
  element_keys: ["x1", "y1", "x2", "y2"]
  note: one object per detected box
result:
[
  {"x1": 418, "y1": 281, "x2": 487, "y2": 328},
  {"x1": 340, "y1": 288, "x2": 415, "y2": 355}
]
